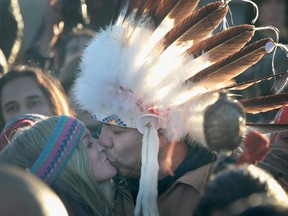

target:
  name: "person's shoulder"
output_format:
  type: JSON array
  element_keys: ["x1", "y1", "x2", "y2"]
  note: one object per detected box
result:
[
  {"x1": 185, "y1": 141, "x2": 216, "y2": 159},
  {"x1": 178, "y1": 162, "x2": 214, "y2": 192}
]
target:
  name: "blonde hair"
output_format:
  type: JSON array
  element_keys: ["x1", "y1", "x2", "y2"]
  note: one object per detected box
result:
[{"x1": 0, "y1": 116, "x2": 114, "y2": 215}]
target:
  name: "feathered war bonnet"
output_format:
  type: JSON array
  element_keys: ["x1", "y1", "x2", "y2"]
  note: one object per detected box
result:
[{"x1": 74, "y1": 0, "x2": 280, "y2": 215}]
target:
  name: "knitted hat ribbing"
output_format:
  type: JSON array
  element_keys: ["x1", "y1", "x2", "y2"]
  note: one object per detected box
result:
[{"x1": 30, "y1": 115, "x2": 85, "y2": 185}]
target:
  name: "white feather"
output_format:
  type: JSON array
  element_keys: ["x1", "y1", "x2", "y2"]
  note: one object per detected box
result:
[{"x1": 74, "y1": 8, "x2": 220, "y2": 144}]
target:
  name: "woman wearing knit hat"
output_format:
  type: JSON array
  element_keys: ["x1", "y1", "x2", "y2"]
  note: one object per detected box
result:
[{"x1": 0, "y1": 115, "x2": 116, "y2": 216}]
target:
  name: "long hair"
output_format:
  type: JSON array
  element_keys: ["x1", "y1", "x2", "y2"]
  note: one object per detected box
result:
[
  {"x1": 0, "y1": 65, "x2": 74, "y2": 130},
  {"x1": 0, "y1": 116, "x2": 114, "y2": 216}
]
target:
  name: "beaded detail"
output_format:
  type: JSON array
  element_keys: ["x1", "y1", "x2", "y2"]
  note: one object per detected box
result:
[{"x1": 101, "y1": 114, "x2": 127, "y2": 127}]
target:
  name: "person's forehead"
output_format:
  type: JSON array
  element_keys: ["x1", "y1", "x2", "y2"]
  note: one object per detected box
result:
[
  {"x1": 3, "y1": 77, "x2": 44, "y2": 96},
  {"x1": 1, "y1": 77, "x2": 46, "y2": 104}
]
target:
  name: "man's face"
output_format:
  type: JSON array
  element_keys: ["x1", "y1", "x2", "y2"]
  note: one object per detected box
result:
[
  {"x1": 1, "y1": 77, "x2": 53, "y2": 123},
  {"x1": 98, "y1": 123, "x2": 143, "y2": 178}
]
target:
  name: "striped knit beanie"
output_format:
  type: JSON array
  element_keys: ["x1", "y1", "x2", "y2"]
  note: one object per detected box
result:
[
  {"x1": 0, "y1": 114, "x2": 47, "y2": 151},
  {"x1": 30, "y1": 115, "x2": 85, "y2": 185}
]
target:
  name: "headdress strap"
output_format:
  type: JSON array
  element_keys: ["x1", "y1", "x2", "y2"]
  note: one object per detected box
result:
[
  {"x1": 30, "y1": 115, "x2": 85, "y2": 184},
  {"x1": 135, "y1": 121, "x2": 160, "y2": 216}
]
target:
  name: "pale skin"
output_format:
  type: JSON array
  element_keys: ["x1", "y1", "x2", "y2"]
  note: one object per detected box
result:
[
  {"x1": 81, "y1": 128, "x2": 117, "y2": 182},
  {"x1": 1, "y1": 77, "x2": 53, "y2": 123},
  {"x1": 98, "y1": 123, "x2": 188, "y2": 179}
]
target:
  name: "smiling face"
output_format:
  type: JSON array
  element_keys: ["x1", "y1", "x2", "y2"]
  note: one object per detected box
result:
[
  {"x1": 98, "y1": 123, "x2": 143, "y2": 178},
  {"x1": 1, "y1": 77, "x2": 53, "y2": 123},
  {"x1": 81, "y1": 128, "x2": 117, "y2": 182}
]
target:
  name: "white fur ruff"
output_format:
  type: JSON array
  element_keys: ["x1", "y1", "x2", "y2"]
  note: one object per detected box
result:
[{"x1": 74, "y1": 13, "x2": 220, "y2": 145}]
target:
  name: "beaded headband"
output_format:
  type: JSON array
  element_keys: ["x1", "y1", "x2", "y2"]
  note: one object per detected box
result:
[{"x1": 30, "y1": 115, "x2": 85, "y2": 184}]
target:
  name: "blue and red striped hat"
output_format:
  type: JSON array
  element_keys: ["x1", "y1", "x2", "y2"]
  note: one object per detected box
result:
[{"x1": 30, "y1": 115, "x2": 85, "y2": 185}]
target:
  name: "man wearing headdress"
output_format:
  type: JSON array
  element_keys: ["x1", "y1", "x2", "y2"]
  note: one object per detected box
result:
[{"x1": 74, "y1": 1, "x2": 280, "y2": 215}]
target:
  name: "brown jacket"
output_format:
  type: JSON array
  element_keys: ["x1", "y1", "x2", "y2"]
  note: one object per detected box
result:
[{"x1": 113, "y1": 163, "x2": 214, "y2": 216}]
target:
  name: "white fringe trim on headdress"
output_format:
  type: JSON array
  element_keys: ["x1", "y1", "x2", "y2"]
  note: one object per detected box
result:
[{"x1": 135, "y1": 121, "x2": 159, "y2": 216}]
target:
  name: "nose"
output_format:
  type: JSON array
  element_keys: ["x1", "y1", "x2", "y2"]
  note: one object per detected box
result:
[
  {"x1": 95, "y1": 141, "x2": 105, "y2": 152},
  {"x1": 19, "y1": 106, "x2": 30, "y2": 116},
  {"x1": 98, "y1": 124, "x2": 114, "y2": 149}
]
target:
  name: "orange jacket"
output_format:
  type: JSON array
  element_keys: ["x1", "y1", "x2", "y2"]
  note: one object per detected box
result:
[{"x1": 113, "y1": 163, "x2": 214, "y2": 216}]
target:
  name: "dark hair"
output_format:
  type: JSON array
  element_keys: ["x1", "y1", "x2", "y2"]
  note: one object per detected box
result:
[
  {"x1": 193, "y1": 165, "x2": 288, "y2": 216},
  {"x1": 0, "y1": 65, "x2": 74, "y2": 131},
  {"x1": 238, "y1": 204, "x2": 288, "y2": 216},
  {"x1": 223, "y1": 193, "x2": 288, "y2": 216}
]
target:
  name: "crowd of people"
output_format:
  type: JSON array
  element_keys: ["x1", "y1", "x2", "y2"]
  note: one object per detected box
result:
[{"x1": 0, "y1": 0, "x2": 288, "y2": 215}]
